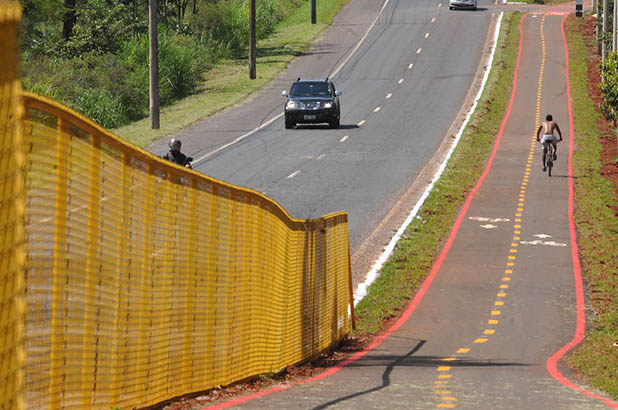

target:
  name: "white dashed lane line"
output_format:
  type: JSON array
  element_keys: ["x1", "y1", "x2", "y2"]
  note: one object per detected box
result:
[{"x1": 288, "y1": 11, "x2": 433, "y2": 180}]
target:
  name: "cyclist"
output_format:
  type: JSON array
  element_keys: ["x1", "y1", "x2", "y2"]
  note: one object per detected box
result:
[
  {"x1": 536, "y1": 114, "x2": 563, "y2": 172},
  {"x1": 162, "y1": 138, "x2": 192, "y2": 168}
]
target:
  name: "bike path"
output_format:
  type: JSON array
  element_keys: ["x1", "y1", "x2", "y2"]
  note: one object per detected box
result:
[{"x1": 204, "y1": 8, "x2": 617, "y2": 410}]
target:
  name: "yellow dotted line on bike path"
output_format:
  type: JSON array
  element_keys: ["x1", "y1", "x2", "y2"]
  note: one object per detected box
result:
[{"x1": 432, "y1": 16, "x2": 546, "y2": 409}]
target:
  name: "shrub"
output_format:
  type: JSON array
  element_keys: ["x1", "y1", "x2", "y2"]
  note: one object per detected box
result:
[
  {"x1": 74, "y1": 88, "x2": 127, "y2": 128},
  {"x1": 119, "y1": 28, "x2": 207, "y2": 106},
  {"x1": 599, "y1": 51, "x2": 618, "y2": 127}
]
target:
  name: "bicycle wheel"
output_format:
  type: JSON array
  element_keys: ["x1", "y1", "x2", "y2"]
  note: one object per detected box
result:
[{"x1": 547, "y1": 145, "x2": 553, "y2": 177}]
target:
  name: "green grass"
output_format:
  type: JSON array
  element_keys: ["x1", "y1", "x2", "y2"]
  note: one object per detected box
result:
[
  {"x1": 564, "y1": 14, "x2": 618, "y2": 400},
  {"x1": 113, "y1": 0, "x2": 349, "y2": 147},
  {"x1": 353, "y1": 12, "x2": 522, "y2": 334}
]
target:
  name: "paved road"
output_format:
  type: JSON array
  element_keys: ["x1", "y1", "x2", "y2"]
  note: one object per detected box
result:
[
  {"x1": 201, "y1": 6, "x2": 618, "y2": 410},
  {"x1": 150, "y1": 0, "x2": 495, "y2": 283}
]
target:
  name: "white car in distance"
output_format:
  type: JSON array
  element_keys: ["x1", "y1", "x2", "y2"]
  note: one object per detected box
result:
[{"x1": 449, "y1": 0, "x2": 477, "y2": 10}]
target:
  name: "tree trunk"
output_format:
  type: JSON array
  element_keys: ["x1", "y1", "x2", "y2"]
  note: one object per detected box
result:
[{"x1": 62, "y1": 0, "x2": 76, "y2": 41}]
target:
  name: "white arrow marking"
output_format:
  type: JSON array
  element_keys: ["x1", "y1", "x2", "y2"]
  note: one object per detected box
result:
[
  {"x1": 520, "y1": 240, "x2": 567, "y2": 247},
  {"x1": 468, "y1": 217, "x2": 511, "y2": 223},
  {"x1": 480, "y1": 224, "x2": 497, "y2": 229},
  {"x1": 533, "y1": 234, "x2": 552, "y2": 239}
]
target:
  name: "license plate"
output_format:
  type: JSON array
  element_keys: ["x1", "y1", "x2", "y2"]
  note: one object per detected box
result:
[{"x1": 304, "y1": 115, "x2": 316, "y2": 120}]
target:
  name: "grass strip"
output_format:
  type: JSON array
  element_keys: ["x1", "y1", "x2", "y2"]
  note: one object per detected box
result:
[
  {"x1": 353, "y1": 11, "x2": 522, "y2": 334},
  {"x1": 113, "y1": 0, "x2": 349, "y2": 147},
  {"x1": 564, "y1": 14, "x2": 618, "y2": 399}
]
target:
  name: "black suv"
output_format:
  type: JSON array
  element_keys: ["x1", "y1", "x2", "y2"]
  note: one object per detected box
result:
[{"x1": 282, "y1": 78, "x2": 342, "y2": 129}]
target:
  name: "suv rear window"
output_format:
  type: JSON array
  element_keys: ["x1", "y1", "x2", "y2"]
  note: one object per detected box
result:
[{"x1": 290, "y1": 81, "x2": 331, "y2": 97}]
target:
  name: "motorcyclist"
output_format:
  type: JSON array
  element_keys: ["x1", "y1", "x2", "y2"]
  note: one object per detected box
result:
[{"x1": 162, "y1": 138, "x2": 192, "y2": 168}]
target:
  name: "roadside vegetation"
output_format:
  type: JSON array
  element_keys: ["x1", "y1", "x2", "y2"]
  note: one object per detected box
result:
[
  {"x1": 20, "y1": 0, "x2": 348, "y2": 139},
  {"x1": 564, "y1": 14, "x2": 618, "y2": 399},
  {"x1": 113, "y1": 0, "x2": 348, "y2": 146},
  {"x1": 352, "y1": 11, "x2": 522, "y2": 333}
]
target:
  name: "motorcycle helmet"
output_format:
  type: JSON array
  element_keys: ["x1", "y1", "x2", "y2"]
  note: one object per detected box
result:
[{"x1": 169, "y1": 138, "x2": 181, "y2": 152}]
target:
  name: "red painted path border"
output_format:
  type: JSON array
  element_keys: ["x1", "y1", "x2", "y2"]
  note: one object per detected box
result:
[
  {"x1": 204, "y1": 13, "x2": 618, "y2": 409},
  {"x1": 544, "y1": 15, "x2": 618, "y2": 409}
]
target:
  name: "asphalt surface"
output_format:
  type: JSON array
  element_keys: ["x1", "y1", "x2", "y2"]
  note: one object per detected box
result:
[
  {"x1": 198, "y1": 3, "x2": 617, "y2": 410},
  {"x1": 149, "y1": 0, "x2": 495, "y2": 284}
]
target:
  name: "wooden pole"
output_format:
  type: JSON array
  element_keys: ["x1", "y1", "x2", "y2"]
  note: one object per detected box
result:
[
  {"x1": 311, "y1": 0, "x2": 316, "y2": 24},
  {"x1": 249, "y1": 0, "x2": 256, "y2": 79},
  {"x1": 149, "y1": 0, "x2": 160, "y2": 129}
]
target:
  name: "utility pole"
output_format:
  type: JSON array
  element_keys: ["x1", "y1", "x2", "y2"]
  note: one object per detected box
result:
[
  {"x1": 597, "y1": 0, "x2": 602, "y2": 54},
  {"x1": 614, "y1": 0, "x2": 617, "y2": 52},
  {"x1": 311, "y1": 0, "x2": 316, "y2": 24},
  {"x1": 603, "y1": 0, "x2": 609, "y2": 61},
  {"x1": 149, "y1": 0, "x2": 160, "y2": 129},
  {"x1": 612, "y1": 1, "x2": 618, "y2": 51},
  {"x1": 249, "y1": 0, "x2": 256, "y2": 79}
]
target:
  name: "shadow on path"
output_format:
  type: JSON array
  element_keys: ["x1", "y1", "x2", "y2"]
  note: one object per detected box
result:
[{"x1": 310, "y1": 339, "x2": 531, "y2": 409}]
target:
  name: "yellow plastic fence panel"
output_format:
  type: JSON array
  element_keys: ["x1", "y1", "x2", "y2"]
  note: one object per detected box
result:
[
  {"x1": 20, "y1": 89, "x2": 352, "y2": 409},
  {"x1": 0, "y1": 1, "x2": 26, "y2": 409}
]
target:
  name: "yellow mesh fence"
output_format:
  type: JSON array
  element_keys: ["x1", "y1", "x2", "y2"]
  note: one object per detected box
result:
[
  {"x1": 1, "y1": 3, "x2": 353, "y2": 408},
  {"x1": 0, "y1": 2, "x2": 26, "y2": 410}
]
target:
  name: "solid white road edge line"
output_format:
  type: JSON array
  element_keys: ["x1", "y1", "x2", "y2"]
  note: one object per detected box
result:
[{"x1": 353, "y1": 12, "x2": 504, "y2": 306}]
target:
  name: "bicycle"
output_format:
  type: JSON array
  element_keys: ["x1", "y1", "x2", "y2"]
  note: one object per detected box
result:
[{"x1": 543, "y1": 141, "x2": 555, "y2": 177}]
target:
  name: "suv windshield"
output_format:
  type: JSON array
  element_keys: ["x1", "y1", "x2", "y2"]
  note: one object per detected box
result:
[{"x1": 290, "y1": 81, "x2": 331, "y2": 97}]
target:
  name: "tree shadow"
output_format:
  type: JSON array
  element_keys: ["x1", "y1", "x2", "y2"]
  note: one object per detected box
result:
[{"x1": 311, "y1": 339, "x2": 531, "y2": 409}]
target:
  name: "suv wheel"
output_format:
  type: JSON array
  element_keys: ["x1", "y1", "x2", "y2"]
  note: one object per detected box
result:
[{"x1": 285, "y1": 118, "x2": 295, "y2": 129}]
